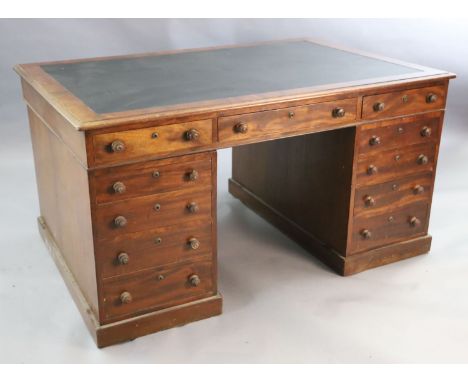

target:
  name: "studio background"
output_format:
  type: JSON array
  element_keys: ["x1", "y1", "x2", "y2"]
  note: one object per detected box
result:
[{"x1": 0, "y1": 19, "x2": 467, "y2": 363}]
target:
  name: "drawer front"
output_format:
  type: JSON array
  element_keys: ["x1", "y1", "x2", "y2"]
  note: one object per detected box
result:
[
  {"x1": 354, "y1": 172, "x2": 433, "y2": 217},
  {"x1": 95, "y1": 188, "x2": 212, "y2": 240},
  {"x1": 358, "y1": 115, "x2": 440, "y2": 155},
  {"x1": 102, "y1": 259, "x2": 215, "y2": 322},
  {"x1": 351, "y1": 202, "x2": 429, "y2": 253},
  {"x1": 356, "y1": 143, "x2": 436, "y2": 186},
  {"x1": 92, "y1": 119, "x2": 213, "y2": 165},
  {"x1": 218, "y1": 98, "x2": 357, "y2": 144},
  {"x1": 362, "y1": 85, "x2": 446, "y2": 119},
  {"x1": 97, "y1": 222, "x2": 213, "y2": 278},
  {"x1": 93, "y1": 152, "x2": 213, "y2": 204}
]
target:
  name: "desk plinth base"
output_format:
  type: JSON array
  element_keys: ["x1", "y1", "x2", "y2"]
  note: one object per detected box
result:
[
  {"x1": 229, "y1": 179, "x2": 431, "y2": 276},
  {"x1": 37, "y1": 216, "x2": 222, "y2": 348}
]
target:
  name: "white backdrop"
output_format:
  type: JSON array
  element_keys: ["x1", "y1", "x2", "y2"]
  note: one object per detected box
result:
[{"x1": 0, "y1": 19, "x2": 467, "y2": 363}]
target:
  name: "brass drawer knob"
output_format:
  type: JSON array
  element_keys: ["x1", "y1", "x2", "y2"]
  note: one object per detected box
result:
[
  {"x1": 417, "y1": 154, "x2": 429, "y2": 165},
  {"x1": 426, "y1": 93, "x2": 438, "y2": 104},
  {"x1": 152, "y1": 170, "x2": 160, "y2": 178},
  {"x1": 112, "y1": 181, "x2": 126, "y2": 194},
  {"x1": 234, "y1": 122, "x2": 248, "y2": 134},
  {"x1": 187, "y1": 169, "x2": 199, "y2": 181},
  {"x1": 120, "y1": 291, "x2": 132, "y2": 304},
  {"x1": 187, "y1": 202, "x2": 199, "y2": 213},
  {"x1": 188, "y1": 237, "x2": 200, "y2": 250},
  {"x1": 153, "y1": 203, "x2": 161, "y2": 211},
  {"x1": 154, "y1": 237, "x2": 162, "y2": 245},
  {"x1": 332, "y1": 107, "x2": 345, "y2": 118},
  {"x1": 367, "y1": 165, "x2": 378, "y2": 175},
  {"x1": 360, "y1": 229, "x2": 372, "y2": 239},
  {"x1": 413, "y1": 185, "x2": 425, "y2": 195},
  {"x1": 288, "y1": 111, "x2": 295, "y2": 119},
  {"x1": 409, "y1": 216, "x2": 421, "y2": 227},
  {"x1": 364, "y1": 195, "x2": 375, "y2": 207},
  {"x1": 369, "y1": 136, "x2": 381, "y2": 146},
  {"x1": 110, "y1": 140, "x2": 125, "y2": 153},
  {"x1": 420, "y1": 126, "x2": 432, "y2": 137},
  {"x1": 373, "y1": 102, "x2": 385, "y2": 112},
  {"x1": 113, "y1": 215, "x2": 127, "y2": 228},
  {"x1": 117, "y1": 252, "x2": 129, "y2": 265},
  {"x1": 184, "y1": 129, "x2": 200, "y2": 141},
  {"x1": 189, "y1": 274, "x2": 201, "y2": 287}
]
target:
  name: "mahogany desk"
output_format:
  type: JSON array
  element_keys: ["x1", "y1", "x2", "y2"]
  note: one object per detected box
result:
[{"x1": 15, "y1": 40, "x2": 455, "y2": 347}]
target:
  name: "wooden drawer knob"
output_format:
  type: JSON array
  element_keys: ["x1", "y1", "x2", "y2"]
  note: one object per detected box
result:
[
  {"x1": 367, "y1": 165, "x2": 378, "y2": 175},
  {"x1": 417, "y1": 154, "x2": 429, "y2": 165},
  {"x1": 117, "y1": 252, "x2": 129, "y2": 265},
  {"x1": 420, "y1": 126, "x2": 432, "y2": 137},
  {"x1": 360, "y1": 229, "x2": 372, "y2": 239},
  {"x1": 120, "y1": 291, "x2": 132, "y2": 304},
  {"x1": 187, "y1": 169, "x2": 199, "y2": 181},
  {"x1": 332, "y1": 107, "x2": 345, "y2": 118},
  {"x1": 413, "y1": 185, "x2": 425, "y2": 195},
  {"x1": 189, "y1": 274, "x2": 201, "y2": 286},
  {"x1": 112, "y1": 181, "x2": 126, "y2": 194},
  {"x1": 113, "y1": 215, "x2": 127, "y2": 228},
  {"x1": 234, "y1": 122, "x2": 248, "y2": 134},
  {"x1": 188, "y1": 237, "x2": 200, "y2": 250},
  {"x1": 373, "y1": 102, "x2": 385, "y2": 112},
  {"x1": 364, "y1": 195, "x2": 375, "y2": 207},
  {"x1": 426, "y1": 93, "x2": 438, "y2": 103},
  {"x1": 409, "y1": 216, "x2": 421, "y2": 227},
  {"x1": 184, "y1": 129, "x2": 200, "y2": 141},
  {"x1": 186, "y1": 202, "x2": 199, "y2": 213},
  {"x1": 110, "y1": 140, "x2": 125, "y2": 152},
  {"x1": 369, "y1": 136, "x2": 381, "y2": 146}
]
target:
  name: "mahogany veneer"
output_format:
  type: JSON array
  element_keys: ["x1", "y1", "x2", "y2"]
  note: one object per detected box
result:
[{"x1": 15, "y1": 39, "x2": 455, "y2": 347}]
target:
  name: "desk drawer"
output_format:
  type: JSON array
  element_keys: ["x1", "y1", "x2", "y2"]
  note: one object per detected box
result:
[
  {"x1": 102, "y1": 259, "x2": 215, "y2": 322},
  {"x1": 93, "y1": 152, "x2": 213, "y2": 204},
  {"x1": 358, "y1": 115, "x2": 440, "y2": 155},
  {"x1": 362, "y1": 85, "x2": 446, "y2": 120},
  {"x1": 356, "y1": 143, "x2": 436, "y2": 186},
  {"x1": 218, "y1": 98, "x2": 357, "y2": 144},
  {"x1": 95, "y1": 187, "x2": 212, "y2": 240},
  {"x1": 97, "y1": 222, "x2": 213, "y2": 278},
  {"x1": 92, "y1": 120, "x2": 213, "y2": 165},
  {"x1": 354, "y1": 172, "x2": 433, "y2": 217},
  {"x1": 351, "y1": 202, "x2": 429, "y2": 253}
]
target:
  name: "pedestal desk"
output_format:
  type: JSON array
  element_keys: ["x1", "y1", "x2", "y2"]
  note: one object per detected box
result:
[{"x1": 15, "y1": 40, "x2": 455, "y2": 347}]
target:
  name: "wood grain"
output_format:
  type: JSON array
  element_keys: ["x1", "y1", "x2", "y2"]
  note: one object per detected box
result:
[
  {"x1": 356, "y1": 142, "x2": 436, "y2": 186},
  {"x1": 231, "y1": 128, "x2": 355, "y2": 255},
  {"x1": 92, "y1": 119, "x2": 213, "y2": 166},
  {"x1": 219, "y1": 98, "x2": 357, "y2": 144},
  {"x1": 92, "y1": 152, "x2": 212, "y2": 204},
  {"x1": 351, "y1": 202, "x2": 429, "y2": 253},
  {"x1": 354, "y1": 172, "x2": 433, "y2": 217},
  {"x1": 96, "y1": 222, "x2": 213, "y2": 278},
  {"x1": 28, "y1": 108, "x2": 99, "y2": 314},
  {"x1": 101, "y1": 259, "x2": 215, "y2": 323},
  {"x1": 357, "y1": 113, "x2": 440, "y2": 154},
  {"x1": 362, "y1": 85, "x2": 446, "y2": 119},
  {"x1": 94, "y1": 187, "x2": 212, "y2": 240}
]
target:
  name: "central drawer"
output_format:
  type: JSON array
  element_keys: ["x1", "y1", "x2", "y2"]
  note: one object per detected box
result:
[
  {"x1": 101, "y1": 259, "x2": 215, "y2": 323},
  {"x1": 218, "y1": 98, "x2": 357, "y2": 144},
  {"x1": 95, "y1": 187, "x2": 212, "y2": 240}
]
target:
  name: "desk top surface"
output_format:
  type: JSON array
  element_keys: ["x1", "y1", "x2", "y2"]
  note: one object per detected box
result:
[{"x1": 16, "y1": 40, "x2": 452, "y2": 130}]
